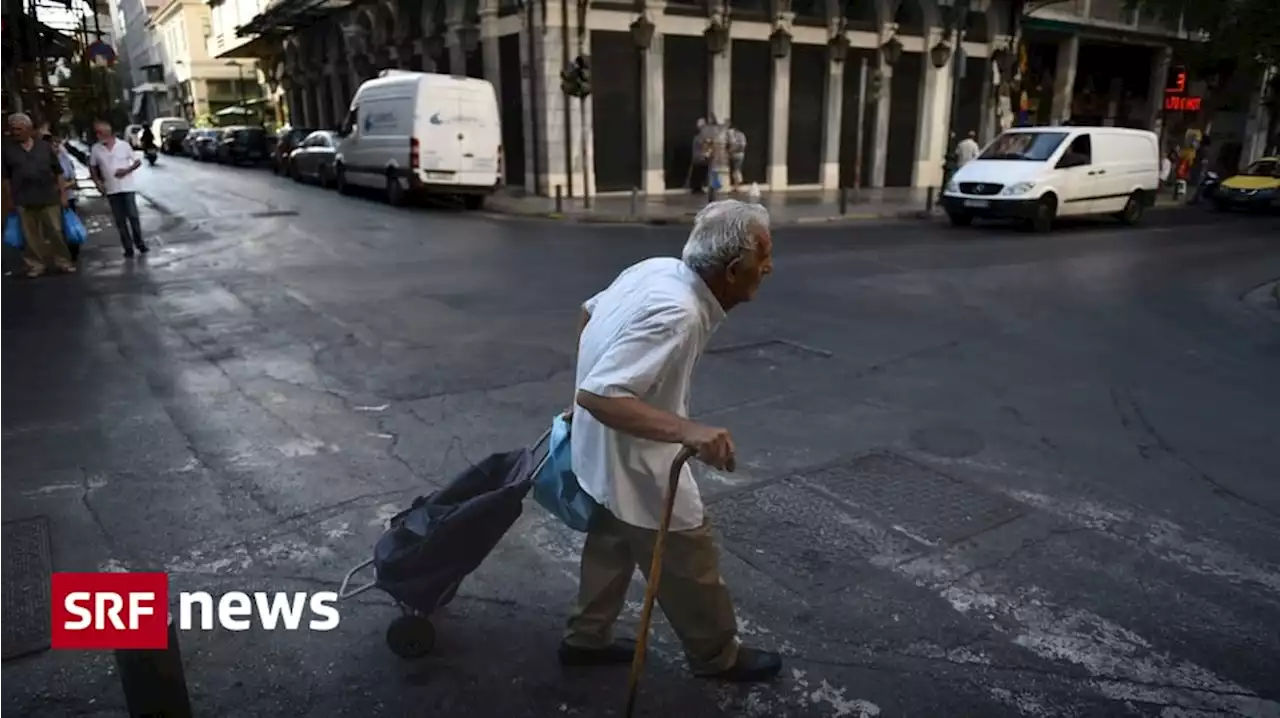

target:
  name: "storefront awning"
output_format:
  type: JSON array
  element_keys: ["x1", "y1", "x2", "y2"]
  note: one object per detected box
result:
[{"x1": 236, "y1": 0, "x2": 356, "y2": 38}]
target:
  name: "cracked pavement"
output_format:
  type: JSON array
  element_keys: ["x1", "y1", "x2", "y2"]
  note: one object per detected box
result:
[{"x1": 3, "y1": 156, "x2": 1280, "y2": 717}]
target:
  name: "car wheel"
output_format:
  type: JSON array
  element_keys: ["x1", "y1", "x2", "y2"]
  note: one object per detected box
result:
[
  {"x1": 1117, "y1": 192, "x2": 1144, "y2": 225},
  {"x1": 386, "y1": 173, "x2": 406, "y2": 206},
  {"x1": 462, "y1": 194, "x2": 485, "y2": 211},
  {"x1": 947, "y1": 211, "x2": 973, "y2": 227},
  {"x1": 335, "y1": 165, "x2": 351, "y2": 195},
  {"x1": 1029, "y1": 195, "x2": 1056, "y2": 233}
]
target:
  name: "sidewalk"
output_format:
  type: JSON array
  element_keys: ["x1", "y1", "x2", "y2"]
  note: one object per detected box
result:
[
  {"x1": 488, "y1": 187, "x2": 933, "y2": 226},
  {"x1": 488, "y1": 185, "x2": 1191, "y2": 226}
]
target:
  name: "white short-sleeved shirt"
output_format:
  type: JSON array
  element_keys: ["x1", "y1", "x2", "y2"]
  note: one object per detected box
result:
[
  {"x1": 89, "y1": 139, "x2": 138, "y2": 195},
  {"x1": 572, "y1": 257, "x2": 726, "y2": 531}
]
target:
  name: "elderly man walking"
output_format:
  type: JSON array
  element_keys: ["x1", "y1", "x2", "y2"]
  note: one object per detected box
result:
[
  {"x1": 561, "y1": 199, "x2": 781, "y2": 683},
  {"x1": 1, "y1": 113, "x2": 75, "y2": 277},
  {"x1": 88, "y1": 120, "x2": 148, "y2": 257}
]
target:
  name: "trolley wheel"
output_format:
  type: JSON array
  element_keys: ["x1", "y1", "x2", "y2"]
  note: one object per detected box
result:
[
  {"x1": 386, "y1": 615, "x2": 435, "y2": 659},
  {"x1": 438, "y1": 580, "x2": 460, "y2": 608}
]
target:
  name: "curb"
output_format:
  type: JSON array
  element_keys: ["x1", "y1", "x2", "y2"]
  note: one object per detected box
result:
[{"x1": 487, "y1": 206, "x2": 923, "y2": 227}]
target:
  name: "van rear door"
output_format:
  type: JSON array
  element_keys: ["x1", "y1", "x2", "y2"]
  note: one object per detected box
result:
[
  {"x1": 455, "y1": 83, "x2": 501, "y2": 188},
  {"x1": 417, "y1": 81, "x2": 464, "y2": 184}
]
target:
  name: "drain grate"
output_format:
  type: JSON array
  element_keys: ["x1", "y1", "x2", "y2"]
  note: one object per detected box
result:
[
  {"x1": 2, "y1": 516, "x2": 54, "y2": 660},
  {"x1": 715, "y1": 481, "x2": 924, "y2": 595},
  {"x1": 801, "y1": 451, "x2": 1026, "y2": 547},
  {"x1": 248, "y1": 210, "x2": 300, "y2": 218}
]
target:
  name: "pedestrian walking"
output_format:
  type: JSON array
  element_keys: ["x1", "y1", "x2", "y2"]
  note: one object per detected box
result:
[
  {"x1": 88, "y1": 120, "x2": 149, "y2": 257},
  {"x1": 954, "y1": 131, "x2": 980, "y2": 168},
  {"x1": 704, "y1": 118, "x2": 730, "y2": 196},
  {"x1": 560, "y1": 199, "x2": 782, "y2": 684},
  {"x1": 689, "y1": 118, "x2": 710, "y2": 195},
  {"x1": 726, "y1": 121, "x2": 747, "y2": 191},
  {"x1": 1, "y1": 113, "x2": 76, "y2": 278},
  {"x1": 50, "y1": 135, "x2": 82, "y2": 262}
]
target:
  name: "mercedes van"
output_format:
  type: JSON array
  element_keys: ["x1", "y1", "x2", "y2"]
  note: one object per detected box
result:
[
  {"x1": 333, "y1": 71, "x2": 502, "y2": 209},
  {"x1": 940, "y1": 126, "x2": 1160, "y2": 232}
]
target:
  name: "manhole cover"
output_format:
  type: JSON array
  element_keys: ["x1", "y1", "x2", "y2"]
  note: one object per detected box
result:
[
  {"x1": 248, "y1": 210, "x2": 300, "y2": 218},
  {"x1": 714, "y1": 481, "x2": 924, "y2": 595},
  {"x1": 801, "y1": 452, "x2": 1025, "y2": 546},
  {"x1": 2, "y1": 516, "x2": 54, "y2": 660}
]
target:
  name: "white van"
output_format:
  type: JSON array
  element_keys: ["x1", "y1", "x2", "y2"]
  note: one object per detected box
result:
[
  {"x1": 940, "y1": 126, "x2": 1160, "y2": 232},
  {"x1": 334, "y1": 71, "x2": 502, "y2": 209}
]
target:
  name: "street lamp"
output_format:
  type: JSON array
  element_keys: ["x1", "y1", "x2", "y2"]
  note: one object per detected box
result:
[
  {"x1": 770, "y1": 26, "x2": 791, "y2": 59},
  {"x1": 704, "y1": 19, "x2": 729, "y2": 55},
  {"x1": 630, "y1": 14, "x2": 655, "y2": 50},
  {"x1": 880, "y1": 35, "x2": 903, "y2": 67}
]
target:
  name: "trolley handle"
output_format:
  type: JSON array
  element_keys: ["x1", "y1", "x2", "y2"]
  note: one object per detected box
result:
[{"x1": 337, "y1": 559, "x2": 377, "y2": 600}]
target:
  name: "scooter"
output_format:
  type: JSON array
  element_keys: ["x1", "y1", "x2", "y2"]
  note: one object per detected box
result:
[{"x1": 144, "y1": 147, "x2": 158, "y2": 166}]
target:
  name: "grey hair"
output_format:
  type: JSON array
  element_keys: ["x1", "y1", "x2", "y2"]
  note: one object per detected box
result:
[
  {"x1": 681, "y1": 199, "x2": 770, "y2": 275},
  {"x1": 8, "y1": 113, "x2": 33, "y2": 128}
]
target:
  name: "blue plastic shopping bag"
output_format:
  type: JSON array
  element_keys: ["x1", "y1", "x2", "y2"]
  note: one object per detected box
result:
[
  {"x1": 62, "y1": 208, "x2": 87, "y2": 245},
  {"x1": 532, "y1": 415, "x2": 600, "y2": 532},
  {"x1": 3, "y1": 213, "x2": 22, "y2": 250}
]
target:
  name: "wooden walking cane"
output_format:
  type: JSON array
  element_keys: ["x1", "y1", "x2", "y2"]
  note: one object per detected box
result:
[{"x1": 624, "y1": 446, "x2": 733, "y2": 718}]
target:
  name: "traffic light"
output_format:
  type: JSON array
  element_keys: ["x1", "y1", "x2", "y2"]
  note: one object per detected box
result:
[{"x1": 561, "y1": 55, "x2": 592, "y2": 99}]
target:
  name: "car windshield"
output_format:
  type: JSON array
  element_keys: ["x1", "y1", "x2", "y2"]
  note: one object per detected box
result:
[
  {"x1": 1243, "y1": 160, "x2": 1279, "y2": 177},
  {"x1": 979, "y1": 132, "x2": 1069, "y2": 161}
]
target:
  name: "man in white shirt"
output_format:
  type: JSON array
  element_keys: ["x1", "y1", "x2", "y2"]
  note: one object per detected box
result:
[
  {"x1": 561, "y1": 199, "x2": 781, "y2": 683},
  {"x1": 88, "y1": 120, "x2": 149, "y2": 257},
  {"x1": 955, "y1": 130, "x2": 981, "y2": 168}
]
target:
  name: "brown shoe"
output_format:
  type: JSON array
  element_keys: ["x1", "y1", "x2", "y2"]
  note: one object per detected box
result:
[{"x1": 696, "y1": 647, "x2": 782, "y2": 683}]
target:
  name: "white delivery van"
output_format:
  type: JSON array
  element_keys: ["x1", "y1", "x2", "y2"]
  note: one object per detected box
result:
[
  {"x1": 334, "y1": 70, "x2": 502, "y2": 209},
  {"x1": 940, "y1": 126, "x2": 1160, "y2": 232}
]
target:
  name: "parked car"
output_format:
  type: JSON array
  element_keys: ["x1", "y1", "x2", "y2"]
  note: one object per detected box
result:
[
  {"x1": 940, "y1": 126, "x2": 1160, "y2": 232},
  {"x1": 186, "y1": 129, "x2": 221, "y2": 161},
  {"x1": 125, "y1": 124, "x2": 144, "y2": 149},
  {"x1": 151, "y1": 117, "x2": 189, "y2": 153},
  {"x1": 216, "y1": 126, "x2": 269, "y2": 165},
  {"x1": 163, "y1": 126, "x2": 190, "y2": 155},
  {"x1": 1212, "y1": 156, "x2": 1280, "y2": 213},
  {"x1": 334, "y1": 70, "x2": 502, "y2": 209},
  {"x1": 272, "y1": 126, "x2": 315, "y2": 175},
  {"x1": 288, "y1": 130, "x2": 340, "y2": 186}
]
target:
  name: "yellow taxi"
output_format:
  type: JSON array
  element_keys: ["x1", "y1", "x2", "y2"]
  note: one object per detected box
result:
[{"x1": 1213, "y1": 156, "x2": 1280, "y2": 212}]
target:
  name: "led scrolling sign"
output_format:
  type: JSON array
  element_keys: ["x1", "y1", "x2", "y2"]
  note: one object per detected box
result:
[{"x1": 1164, "y1": 66, "x2": 1202, "y2": 112}]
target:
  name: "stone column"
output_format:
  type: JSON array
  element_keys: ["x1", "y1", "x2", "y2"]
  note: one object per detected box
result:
[
  {"x1": 869, "y1": 24, "x2": 897, "y2": 188},
  {"x1": 479, "y1": 4, "x2": 501, "y2": 86},
  {"x1": 913, "y1": 28, "x2": 953, "y2": 188},
  {"x1": 640, "y1": 8, "x2": 666, "y2": 194},
  {"x1": 533, "y1": 1, "x2": 571, "y2": 194},
  {"x1": 518, "y1": 13, "x2": 538, "y2": 192},
  {"x1": 1050, "y1": 34, "x2": 1078, "y2": 124},
  {"x1": 767, "y1": 16, "x2": 795, "y2": 188},
  {"x1": 708, "y1": 20, "x2": 731, "y2": 122},
  {"x1": 980, "y1": 36, "x2": 1011, "y2": 144},
  {"x1": 1146, "y1": 44, "x2": 1172, "y2": 134},
  {"x1": 821, "y1": 40, "x2": 845, "y2": 189}
]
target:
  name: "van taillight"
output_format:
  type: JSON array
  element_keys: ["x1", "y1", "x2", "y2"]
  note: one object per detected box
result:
[{"x1": 409, "y1": 137, "x2": 420, "y2": 170}]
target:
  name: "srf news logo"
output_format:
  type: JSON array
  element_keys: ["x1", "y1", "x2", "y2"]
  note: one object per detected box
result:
[{"x1": 51, "y1": 573, "x2": 340, "y2": 650}]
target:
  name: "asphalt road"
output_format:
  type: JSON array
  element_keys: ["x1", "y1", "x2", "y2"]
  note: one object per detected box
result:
[{"x1": 4, "y1": 154, "x2": 1280, "y2": 718}]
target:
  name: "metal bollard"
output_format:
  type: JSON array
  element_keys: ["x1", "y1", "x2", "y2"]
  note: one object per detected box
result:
[
  {"x1": 630, "y1": 187, "x2": 639, "y2": 218},
  {"x1": 839, "y1": 186, "x2": 849, "y2": 215},
  {"x1": 115, "y1": 615, "x2": 192, "y2": 718},
  {"x1": 555, "y1": 185, "x2": 564, "y2": 214},
  {"x1": 926, "y1": 187, "x2": 935, "y2": 214}
]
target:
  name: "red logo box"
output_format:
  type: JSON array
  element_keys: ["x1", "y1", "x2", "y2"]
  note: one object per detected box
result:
[{"x1": 51, "y1": 572, "x2": 169, "y2": 650}]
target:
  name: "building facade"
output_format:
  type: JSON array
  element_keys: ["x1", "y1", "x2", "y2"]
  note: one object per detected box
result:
[
  {"x1": 150, "y1": 0, "x2": 259, "y2": 120},
  {"x1": 213, "y1": 0, "x2": 1266, "y2": 198}
]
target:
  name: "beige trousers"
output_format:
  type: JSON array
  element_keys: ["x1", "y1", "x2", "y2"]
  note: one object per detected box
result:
[
  {"x1": 18, "y1": 204, "x2": 71, "y2": 273},
  {"x1": 564, "y1": 509, "x2": 740, "y2": 673}
]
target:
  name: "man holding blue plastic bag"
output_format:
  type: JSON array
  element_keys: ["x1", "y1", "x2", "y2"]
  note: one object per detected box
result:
[
  {"x1": 558, "y1": 200, "x2": 782, "y2": 683},
  {"x1": 2, "y1": 113, "x2": 76, "y2": 277}
]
